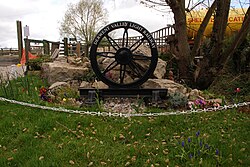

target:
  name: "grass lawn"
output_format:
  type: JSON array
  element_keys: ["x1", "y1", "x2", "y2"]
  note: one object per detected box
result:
[{"x1": 0, "y1": 100, "x2": 249, "y2": 167}]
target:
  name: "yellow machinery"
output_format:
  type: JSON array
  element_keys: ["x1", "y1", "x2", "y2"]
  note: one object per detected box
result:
[{"x1": 186, "y1": 8, "x2": 247, "y2": 41}]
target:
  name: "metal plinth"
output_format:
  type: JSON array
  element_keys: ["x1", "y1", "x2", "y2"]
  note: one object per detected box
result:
[{"x1": 79, "y1": 88, "x2": 168, "y2": 105}]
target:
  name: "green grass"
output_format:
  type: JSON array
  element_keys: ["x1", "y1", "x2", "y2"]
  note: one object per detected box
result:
[
  {"x1": 0, "y1": 70, "x2": 249, "y2": 166},
  {"x1": 0, "y1": 100, "x2": 249, "y2": 166}
]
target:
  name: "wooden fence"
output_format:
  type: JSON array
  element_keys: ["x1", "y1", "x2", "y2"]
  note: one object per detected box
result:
[
  {"x1": 24, "y1": 39, "x2": 60, "y2": 56},
  {"x1": 61, "y1": 26, "x2": 175, "y2": 56},
  {"x1": 113, "y1": 26, "x2": 175, "y2": 53},
  {"x1": 60, "y1": 38, "x2": 85, "y2": 57},
  {"x1": 17, "y1": 25, "x2": 175, "y2": 64},
  {"x1": 0, "y1": 48, "x2": 19, "y2": 56}
]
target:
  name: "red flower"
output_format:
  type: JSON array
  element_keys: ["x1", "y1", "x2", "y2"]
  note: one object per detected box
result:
[
  {"x1": 235, "y1": 88, "x2": 241, "y2": 93},
  {"x1": 39, "y1": 87, "x2": 47, "y2": 95}
]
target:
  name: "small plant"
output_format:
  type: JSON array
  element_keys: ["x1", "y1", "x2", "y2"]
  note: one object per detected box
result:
[
  {"x1": 188, "y1": 99, "x2": 207, "y2": 110},
  {"x1": 39, "y1": 86, "x2": 51, "y2": 102},
  {"x1": 233, "y1": 87, "x2": 241, "y2": 103},
  {"x1": 173, "y1": 131, "x2": 224, "y2": 166},
  {"x1": 0, "y1": 65, "x2": 49, "y2": 104},
  {"x1": 131, "y1": 97, "x2": 145, "y2": 113},
  {"x1": 79, "y1": 70, "x2": 97, "y2": 83},
  {"x1": 0, "y1": 64, "x2": 30, "y2": 99},
  {"x1": 95, "y1": 91, "x2": 104, "y2": 112},
  {"x1": 27, "y1": 55, "x2": 52, "y2": 70},
  {"x1": 188, "y1": 98, "x2": 224, "y2": 110},
  {"x1": 168, "y1": 92, "x2": 188, "y2": 109}
]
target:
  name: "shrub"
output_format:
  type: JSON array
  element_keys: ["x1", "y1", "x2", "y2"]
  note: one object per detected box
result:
[
  {"x1": 27, "y1": 55, "x2": 52, "y2": 70},
  {"x1": 168, "y1": 92, "x2": 188, "y2": 109}
]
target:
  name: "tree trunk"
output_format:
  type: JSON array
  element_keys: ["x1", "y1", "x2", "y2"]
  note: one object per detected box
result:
[
  {"x1": 209, "y1": 0, "x2": 231, "y2": 65},
  {"x1": 167, "y1": 0, "x2": 192, "y2": 82},
  {"x1": 195, "y1": 0, "x2": 231, "y2": 89}
]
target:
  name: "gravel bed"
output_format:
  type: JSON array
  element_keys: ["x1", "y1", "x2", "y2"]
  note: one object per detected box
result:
[{"x1": 103, "y1": 98, "x2": 146, "y2": 113}]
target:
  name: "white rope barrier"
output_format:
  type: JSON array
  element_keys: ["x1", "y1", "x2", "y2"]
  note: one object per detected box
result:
[{"x1": 0, "y1": 97, "x2": 249, "y2": 117}]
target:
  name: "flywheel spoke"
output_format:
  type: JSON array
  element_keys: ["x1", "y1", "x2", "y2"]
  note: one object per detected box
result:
[
  {"x1": 119, "y1": 65, "x2": 127, "y2": 84},
  {"x1": 122, "y1": 28, "x2": 129, "y2": 48},
  {"x1": 105, "y1": 34, "x2": 120, "y2": 51},
  {"x1": 132, "y1": 54, "x2": 151, "y2": 61},
  {"x1": 97, "y1": 52, "x2": 116, "y2": 58},
  {"x1": 102, "y1": 60, "x2": 118, "y2": 74},
  {"x1": 130, "y1": 37, "x2": 146, "y2": 52}
]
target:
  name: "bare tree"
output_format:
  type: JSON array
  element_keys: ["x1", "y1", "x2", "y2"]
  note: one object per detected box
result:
[
  {"x1": 141, "y1": 0, "x2": 250, "y2": 89},
  {"x1": 60, "y1": 0, "x2": 108, "y2": 56}
]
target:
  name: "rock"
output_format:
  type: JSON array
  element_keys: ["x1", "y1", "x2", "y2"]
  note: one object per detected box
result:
[
  {"x1": 134, "y1": 44, "x2": 167, "y2": 79},
  {"x1": 82, "y1": 57, "x2": 90, "y2": 63},
  {"x1": 136, "y1": 44, "x2": 151, "y2": 55},
  {"x1": 67, "y1": 56, "x2": 85, "y2": 66},
  {"x1": 98, "y1": 56, "x2": 166, "y2": 82},
  {"x1": 207, "y1": 98, "x2": 223, "y2": 104},
  {"x1": 83, "y1": 62, "x2": 91, "y2": 68},
  {"x1": 41, "y1": 61, "x2": 89, "y2": 85},
  {"x1": 49, "y1": 82, "x2": 70, "y2": 90},
  {"x1": 188, "y1": 89, "x2": 203, "y2": 100},
  {"x1": 142, "y1": 79, "x2": 188, "y2": 95},
  {"x1": 67, "y1": 57, "x2": 75, "y2": 64},
  {"x1": 0, "y1": 65, "x2": 26, "y2": 82},
  {"x1": 67, "y1": 80, "x2": 81, "y2": 91},
  {"x1": 54, "y1": 56, "x2": 67, "y2": 63},
  {"x1": 49, "y1": 82, "x2": 70, "y2": 95},
  {"x1": 48, "y1": 82, "x2": 70, "y2": 98},
  {"x1": 154, "y1": 58, "x2": 167, "y2": 79},
  {"x1": 80, "y1": 81, "x2": 92, "y2": 88},
  {"x1": 91, "y1": 81, "x2": 108, "y2": 89}
]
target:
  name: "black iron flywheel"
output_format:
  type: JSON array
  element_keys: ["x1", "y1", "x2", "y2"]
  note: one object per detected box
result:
[{"x1": 90, "y1": 21, "x2": 158, "y2": 88}]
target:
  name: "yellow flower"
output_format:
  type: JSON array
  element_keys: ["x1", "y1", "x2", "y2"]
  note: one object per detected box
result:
[
  {"x1": 63, "y1": 98, "x2": 67, "y2": 102},
  {"x1": 16, "y1": 64, "x2": 22, "y2": 67}
]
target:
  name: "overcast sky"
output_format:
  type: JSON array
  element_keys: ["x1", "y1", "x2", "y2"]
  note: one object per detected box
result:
[{"x1": 0, "y1": 0, "x2": 174, "y2": 48}]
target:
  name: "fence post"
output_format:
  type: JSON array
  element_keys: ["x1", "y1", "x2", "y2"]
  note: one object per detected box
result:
[
  {"x1": 24, "y1": 38, "x2": 30, "y2": 64},
  {"x1": 76, "y1": 42, "x2": 81, "y2": 57},
  {"x1": 63, "y1": 38, "x2": 68, "y2": 56},
  {"x1": 43, "y1": 40, "x2": 50, "y2": 55},
  {"x1": 16, "y1": 20, "x2": 23, "y2": 61}
]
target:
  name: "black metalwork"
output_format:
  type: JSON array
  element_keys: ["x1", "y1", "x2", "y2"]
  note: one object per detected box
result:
[
  {"x1": 90, "y1": 21, "x2": 158, "y2": 88},
  {"x1": 80, "y1": 88, "x2": 168, "y2": 105},
  {"x1": 80, "y1": 21, "x2": 167, "y2": 105}
]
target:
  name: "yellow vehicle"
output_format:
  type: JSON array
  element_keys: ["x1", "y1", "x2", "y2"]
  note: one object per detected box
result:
[{"x1": 186, "y1": 8, "x2": 247, "y2": 42}]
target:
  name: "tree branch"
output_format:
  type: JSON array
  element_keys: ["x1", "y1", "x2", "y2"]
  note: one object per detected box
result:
[
  {"x1": 220, "y1": 7, "x2": 250, "y2": 67},
  {"x1": 190, "y1": 0, "x2": 216, "y2": 60}
]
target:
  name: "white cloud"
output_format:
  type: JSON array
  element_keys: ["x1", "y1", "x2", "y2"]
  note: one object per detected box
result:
[{"x1": 0, "y1": 0, "x2": 172, "y2": 48}]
